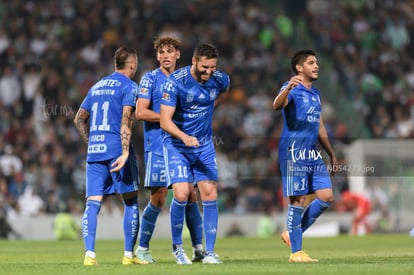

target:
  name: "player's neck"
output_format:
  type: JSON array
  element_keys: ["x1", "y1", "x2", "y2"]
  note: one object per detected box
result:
[
  {"x1": 161, "y1": 66, "x2": 175, "y2": 76},
  {"x1": 302, "y1": 79, "x2": 312, "y2": 89},
  {"x1": 116, "y1": 69, "x2": 132, "y2": 79}
]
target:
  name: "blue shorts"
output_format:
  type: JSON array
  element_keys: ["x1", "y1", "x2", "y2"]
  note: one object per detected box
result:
[
  {"x1": 85, "y1": 154, "x2": 140, "y2": 197},
  {"x1": 279, "y1": 159, "x2": 331, "y2": 197},
  {"x1": 143, "y1": 151, "x2": 167, "y2": 188},
  {"x1": 163, "y1": 143, "x2": 218, "y2": 187}
]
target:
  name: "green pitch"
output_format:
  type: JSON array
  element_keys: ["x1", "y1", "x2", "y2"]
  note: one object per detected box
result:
[{"x1": 0, "y1": 234, "x2": 413, "y2": 275}]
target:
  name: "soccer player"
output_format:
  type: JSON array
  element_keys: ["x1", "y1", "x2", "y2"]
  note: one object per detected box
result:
[
  {"x1": 135, "y1": 36, "x2": 205, "y2": 263},
  {"x1": 73, "y1": 47, "x2": 145, "y2": 266},
  {"x1": 160, "y1": 43, "x2": 230, "y2": 264},
  {"x1": 272, "y1": 50, "x2": 338, "y2": 263}
]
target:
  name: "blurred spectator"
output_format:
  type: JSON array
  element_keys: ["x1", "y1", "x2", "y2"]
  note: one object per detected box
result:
[
  {"x1": 17, "y1": 184, "x2": 44, "y2": 217},
  {"x1": 0, "y1": 193, "x2": 21, "y2": 239},
  {"x1": 0, "y1": 144, "x2": 23, "y2": 178},
  {"x1": 7, "y1": 171, "x2": 26, "y2": 204},
  {"x1": 0, "y1": 66, "x2": 21, "y2": 113}
]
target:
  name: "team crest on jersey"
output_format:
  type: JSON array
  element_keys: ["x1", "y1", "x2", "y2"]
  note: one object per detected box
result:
[
  {"x1": 151, "y1": 173, "x2": 158, "y2": 182},
  {"x1": 169, "y1": 169, "x2": 175, "y2": 177},
  {"x1": 210, "y1": 89, "x2": 217, "y2": 100},
  {"x1": 187, "y1": 91, "x2": 194, "y2": 102},
  {"x1": 162, "y1": 92, "x2": 170, "y2": 101},
  {"x1": 294, "y1": 181, "x2": 300, "y2": 191},
  {"x1": 140, "y1": 87, "x2": 149, "y2": 94},
  {"x1": 302, "y1": 93, "x2": 309, "y2": 103}
]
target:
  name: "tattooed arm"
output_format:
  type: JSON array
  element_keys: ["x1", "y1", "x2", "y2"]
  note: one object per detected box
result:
[
  {"x1": 73, "y1": 108, "x2": 90, "y2": 144},
  {"x1": 110, "y1": 105, "x2": 134, "y2": 172}
]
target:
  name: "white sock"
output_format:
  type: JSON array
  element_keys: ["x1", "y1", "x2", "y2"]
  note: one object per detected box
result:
[
  {"x1": 124, "y1": 251, "x2": 133, "y2": 258},
  {"x1": 193, "y1": 244, "x2": 203, "y2": 251},
  {"x1": 85, "y1": 251, "x2": 96, "y2": 258}
]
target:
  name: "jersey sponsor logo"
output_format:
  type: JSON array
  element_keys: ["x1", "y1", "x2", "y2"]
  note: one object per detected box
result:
[
  {"x1": 87, "y1": 144, "x2": 107, "y2": 154},
  {"x1": 306, "y1": 106, "x2": 315, "y2": 114},
  {"x1": 305, "y1": 106, "x2": 320, "y2": 123},
  {"x1": 307, "y1": 116, "x2": 320, "y2": 123},
  {"x1": 188, "y1": 110, "x2": 208, "y2": 118}
]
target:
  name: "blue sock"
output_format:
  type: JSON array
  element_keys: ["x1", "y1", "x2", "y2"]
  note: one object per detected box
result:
[
  {"x1": 170, "y1": 198, "x2": 187, "y2": 247},
  {"x1": 301, "y1": 198, "x2": 331, "y2": 232},
  {"x1": 139, "y1": 202, "x2": 161, "y2": 248},
  {"x1": 83, "y1": 200, "x2": 101, "y2": 252},
  {"x1": 287, "y1": 204, "x2": 304, "y2": 253},
  {"x1": 202, "y1": 200, "x2": 218, "y2": 254},
  {"x1": 185, "y1": 202, "x2": 203, "y2": 248},
  {"x1": 123, "y1": 197, "x2": 139, "y2": 252}
]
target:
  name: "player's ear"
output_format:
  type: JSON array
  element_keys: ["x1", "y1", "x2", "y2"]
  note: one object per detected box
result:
[
  {"x1": 296, "y1": 64, "x2": 303, "y2": 74},
  {"x1": 177, "y1": 50, "x2": 181, "y2": 60}
]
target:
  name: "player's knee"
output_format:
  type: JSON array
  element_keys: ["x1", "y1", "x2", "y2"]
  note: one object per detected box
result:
[
  {"x1": 151, "y1": 189, "x2": 168, "y2": 208},
  {"x1": 316, "y1": 191, "x2": 334, "y2": 203},
  {"x1": 174, "y1": 192, "x2": 191, "y2": 202}
]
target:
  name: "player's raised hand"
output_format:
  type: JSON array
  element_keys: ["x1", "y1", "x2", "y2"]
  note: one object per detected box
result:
[{"x1": 287, "y1": 75, "x2": 303, "y2": 89}]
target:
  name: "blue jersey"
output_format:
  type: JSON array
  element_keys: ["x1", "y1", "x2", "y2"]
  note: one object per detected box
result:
[
  {"x1": 160, "y1": 66, "x2": 230, "y2": 152},
  {"x1": 80, "y1": 72, "x2": 137, "y2": 162},
  {"x1": 278, "y1": 81, "x2": 323, "y2": 163},
  {"x1": 137, "y1": 68, "x2": 165, "y2": 156}
]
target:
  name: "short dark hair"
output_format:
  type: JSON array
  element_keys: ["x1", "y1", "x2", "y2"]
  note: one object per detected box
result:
[
  {"x1": 114, "y1": 47, "x2": 137, "y2": 70},
  {"x1": 290, "y1": 50, "x2": 316, "y2": 75},
  {"x1": 153, "y1": 36, "x2": 181, "y2": 51},
  {"x1": 193, "y1": 43, "x2": 218, "y2": 61}
]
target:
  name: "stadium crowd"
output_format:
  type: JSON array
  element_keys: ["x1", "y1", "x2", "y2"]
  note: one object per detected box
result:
[{"x1": 0, "y1": 0, "x2": 413, "y2": 224}]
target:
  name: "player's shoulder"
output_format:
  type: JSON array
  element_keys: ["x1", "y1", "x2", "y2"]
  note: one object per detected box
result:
[
  {"x1": 170, "y1": 66, "x2": 190, "y2": 81},
  {"x1": 280, "y1": 81, "x2": 290, "y2": 92},
  {"x1": 212, "y1": 69, "x2": 230, "y2": 88},
  {"x1": 212, "y1": 69, "x2": 229, "y2": 79},
  {"x1": 141, "y1": 68, "x2": 159, "y2": 81},
  {"x1": 310, "y1": 85, "x2": 321, "y2": 95}
]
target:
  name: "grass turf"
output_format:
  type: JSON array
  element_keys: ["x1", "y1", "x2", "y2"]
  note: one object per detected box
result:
[{"x1": 1, "y1": 234, "x2": 413, "y2": 275}]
